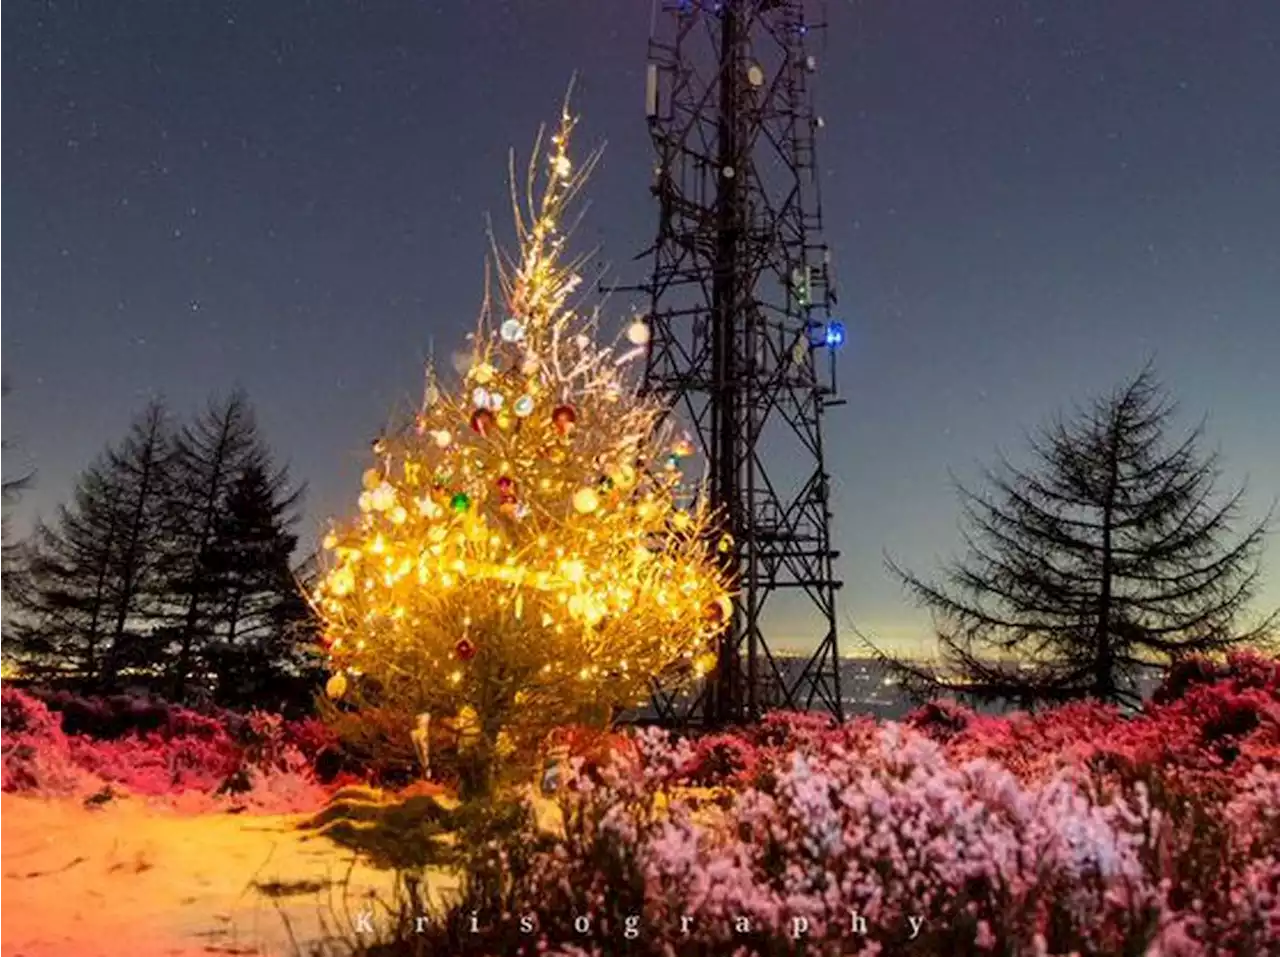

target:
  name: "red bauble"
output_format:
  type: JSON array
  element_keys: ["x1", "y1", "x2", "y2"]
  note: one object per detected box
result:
[
  {"x1": 455, "y1": 638, "x2": 477, "y2": 661},
  {"x1": 551, "y1": 404, "x2": 577, "y2": 435},
  {"x1": 470, "y1": 408, "x2": 496, "y2": 436},
  {"x1": 496, "y1": 475, "x2": 516, "y2": 496},
  {"x1": 704, "y1": 596, "x2": 732, "y2": 626}
]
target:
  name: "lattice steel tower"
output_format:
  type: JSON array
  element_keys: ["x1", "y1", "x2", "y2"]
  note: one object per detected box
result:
[{"x1": 632, "y1": 0, "x2": 845, "y2": 726}]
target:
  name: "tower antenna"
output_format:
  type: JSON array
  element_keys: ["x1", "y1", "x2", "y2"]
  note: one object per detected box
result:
[{"x1": 627, "y1": 0, "x2": 846, "y2": 726}]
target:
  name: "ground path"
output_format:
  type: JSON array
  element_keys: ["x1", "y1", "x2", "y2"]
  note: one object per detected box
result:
[{"x1": 2, "y1": 792, "x2": 458, "y2": 956}]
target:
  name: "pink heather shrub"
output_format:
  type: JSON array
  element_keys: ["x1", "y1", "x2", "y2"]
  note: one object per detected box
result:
[
  {"x1": 65, "y1": 727, "x2": 241, "y2": 794},
  {"x1": 680, "y1": 732, "x2": 763, "y2": 786},
  {"x1": 893, "y1": 655, "x2": 1280, "y2": 794},
  {"x1": 280, "y1": 714, "x2": 340, "y2": 761},
  {"x1": 1201, "y1": 767, "x2": 1280, "y2": 950},
  {"x1": 1153, "y1": 650, "x2": 1280, "y2": 705},
  {"x1": 37, "y1": 689, "x2": 236, "y2": 740},
  {"x1": 1, "y1": 689, "x2": 332, "y2": 813},
  {"x1": 741, "y1": 708, "x2": 839, "y2": 751},
  {"x1": 421, "y1": 723, "x2": 1185, "y2": 954},
  {"x1": 547, "y1": 724, "x2": 642, "y2": 777},
  {"x1": 412, "y1": 656, "x2": 1280, "y2": 956},
  {"x1": 1, "y1": 687, "x2": 56, "y2": 737},
  {"x1": 904, "y1": 696, "x2": 974, "y2": 739},
  {"x1": 222, "y1": 744, "x2": 331, "y2": 813},
  {"x1": 26, "y1": 689, "x2": 342, "y2": 768},
  {"x1": 1, "y1": 687, "x2": 92, "y2": 794}
]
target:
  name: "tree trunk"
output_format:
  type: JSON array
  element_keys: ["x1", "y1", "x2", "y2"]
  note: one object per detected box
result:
[
  {"x1": 173, "y1": 452, "x2": 229, "y2": 701},
  {"x1": 1095, "y1": 422, "x2": 1121, "y2": 701},
  {"x1": 457, "y1": 727, "x2": 500, "y2": 803},
  {"x1": 85, "y1": 514, "x2": 120, "y2": 687},
  {"x1": 457, "y1": 672, "x2": 513, "y2": 803},
  {"x1": 108, "y1": 445, "x2": 159, "y2": 688}
]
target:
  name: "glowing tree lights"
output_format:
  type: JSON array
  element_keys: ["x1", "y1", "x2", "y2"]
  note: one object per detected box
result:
[{"x1": 312, "y1": 100, "x2": 732, "y2": 795}]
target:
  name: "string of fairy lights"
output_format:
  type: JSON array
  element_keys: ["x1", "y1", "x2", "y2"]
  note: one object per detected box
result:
[{"x1": 312, "y1": 102, "x2": 733, "y2": 737}]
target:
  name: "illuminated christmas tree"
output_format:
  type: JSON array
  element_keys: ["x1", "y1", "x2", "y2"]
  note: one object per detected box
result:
[{"x1": 312, "y1": 99, "x2": 732, "y2": 795}]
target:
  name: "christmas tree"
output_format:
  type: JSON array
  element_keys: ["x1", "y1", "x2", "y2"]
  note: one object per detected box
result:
[{"x1": 312, "y1": 99, "x2": 732, "y2": 794}]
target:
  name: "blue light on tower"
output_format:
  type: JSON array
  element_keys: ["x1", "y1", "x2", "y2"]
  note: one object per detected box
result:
[{"x1": 806, "y1": 320, "x2": 847, "y2": 350}]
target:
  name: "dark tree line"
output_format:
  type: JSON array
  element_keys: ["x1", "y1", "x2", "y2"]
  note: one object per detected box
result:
[
  {"x1": 0, "y1": 373, "x2": 32, "y2": 614},
  {"x1": 877, "y1": 367, "x2": 1276, "y2": 709},
  {"x1": 4, "y1": 391, "x2": 322, "y2": 710}
]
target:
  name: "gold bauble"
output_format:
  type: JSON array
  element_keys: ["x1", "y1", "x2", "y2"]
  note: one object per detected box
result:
[
  {"x1": 496, "y1": 731, "x2": 515, "y2": 759},
  {"x1": 573, "y1": 487, "x2": 600, "y2": 514},
  {"x1": 326, "y1": 673, "x2": 348, "y2": 699}
]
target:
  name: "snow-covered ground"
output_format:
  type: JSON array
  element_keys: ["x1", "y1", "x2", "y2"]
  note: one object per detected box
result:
[{"x1": 1, "y1": 793, "x2": 457, "y2": 956}]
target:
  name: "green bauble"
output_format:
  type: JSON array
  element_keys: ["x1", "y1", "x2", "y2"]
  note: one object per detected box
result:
[{"x1": 450, "y1": 492, "x2": 471, "y2": 513}]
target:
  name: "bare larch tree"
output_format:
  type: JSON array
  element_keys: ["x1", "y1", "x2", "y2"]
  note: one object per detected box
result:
[{"x1": 883, "y1": 367, "x2": 1276, "y2": 708}]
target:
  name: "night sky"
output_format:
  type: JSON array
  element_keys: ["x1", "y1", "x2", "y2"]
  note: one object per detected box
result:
[{"x1": 5, "y1": 1, "x2": 1279, "y2": 655}]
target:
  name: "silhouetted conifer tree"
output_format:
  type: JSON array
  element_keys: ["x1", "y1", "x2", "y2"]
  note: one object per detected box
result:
[
  {"x1": 160, "y1": 391, "x2": 306, "y2": 702},
  {"x1": 2, "y1": 378, "x2": 35, "y2": 597},
  {"x1": 881, "y1": 368, "x2": 1276, "y2": 708},
  {"x1": 201, "y1": 462, "x2": 307, "y2": 707},
  {"x1": 6, "y1": 469, "x2": 119, "y2": 682},
  {"x1": 272, "y1": 548, "x2": 328, "y2": 715},
  {"x1": 8, "y1": 401, "x2": 171, "y2": 687},
  {"x1": 99, "y1": 401, "x2": 173, "y2": 682}
]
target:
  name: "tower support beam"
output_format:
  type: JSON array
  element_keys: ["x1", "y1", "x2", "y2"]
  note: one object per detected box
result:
[{"x1": 629, "y1": 0, "x2": 845, "y2": 727}]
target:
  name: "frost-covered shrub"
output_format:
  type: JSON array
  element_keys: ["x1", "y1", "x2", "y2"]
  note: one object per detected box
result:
[
  {"x1": 904, "y1": 696, "x2": 975, "y2": 741},
  {"x1": 1153, "y1": 650, "x2": 1280, "y2": 706},
  {"x1": 36, "y1": 689, "x2": 236, "y2": 740},
  {"x1": 1, "y1": 687, "x2": 89, "y2": 794},
  {"x1": 63, "y1": 727, "x2": 241, "y2": 795},
  {"x1": 679, "y1": 732, "x2": 761, "y2": 786},
  {"x1": 410, "y1": 723, "x2": 1180, "y2": 955},
  {"x1": 401, "y1": 658, "x2": 1280, "y2": 957},
  {"x1": 3, "y1": 687, "x2": 60, "y2": 737},
  {"x1": 1, "y1": 688, "x2": 331, "y2": 811},
  {"x1": 280, "y1": 715, "x2": 341, "y2": 768}
]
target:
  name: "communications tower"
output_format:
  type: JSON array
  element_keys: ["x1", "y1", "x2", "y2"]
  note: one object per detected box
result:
[{"x1": 631, "y1": 0, "x2": 846, "y2": 726}]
